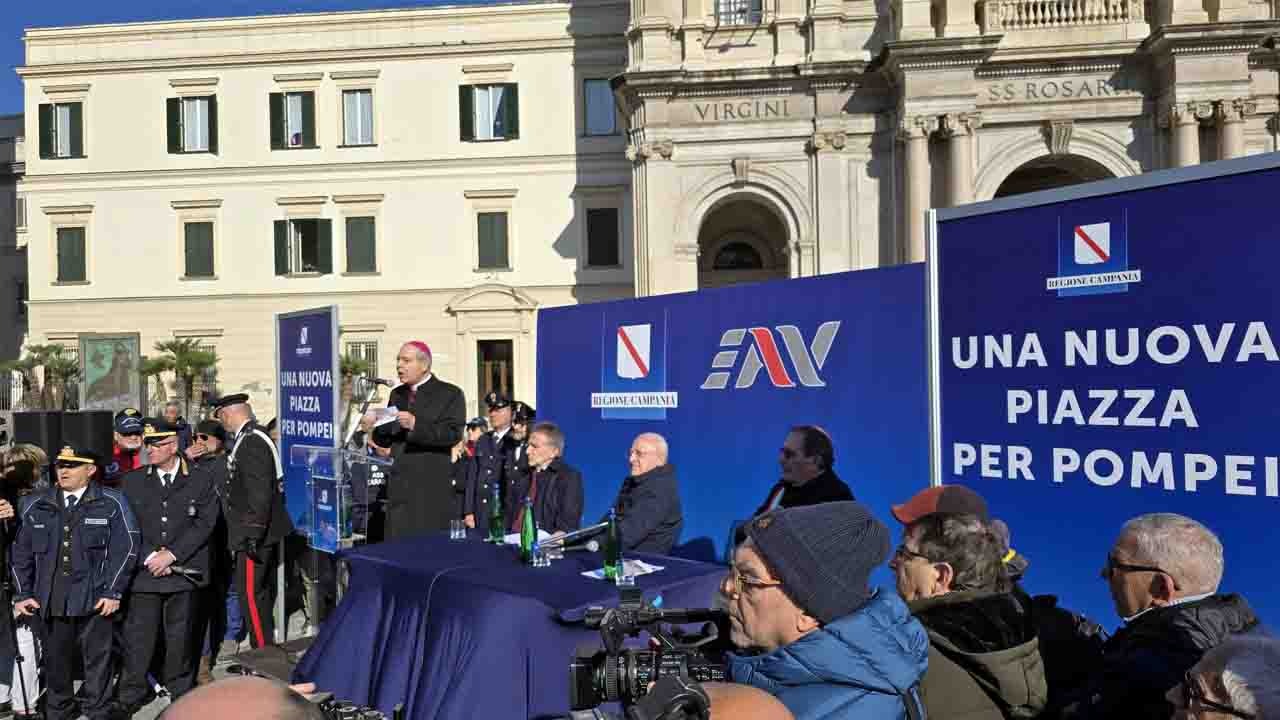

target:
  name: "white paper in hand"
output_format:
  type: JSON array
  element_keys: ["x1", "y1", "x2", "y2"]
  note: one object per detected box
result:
[{"x1": 370, "y1": 406, "x2": 400, "y2": 428}]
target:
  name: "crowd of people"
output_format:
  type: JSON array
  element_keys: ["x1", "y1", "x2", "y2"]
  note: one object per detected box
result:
[{"x1": 0, "y1": 336, "x2": 1274, "y2": 720}]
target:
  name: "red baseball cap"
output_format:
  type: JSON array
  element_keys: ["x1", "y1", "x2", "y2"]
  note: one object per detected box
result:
[{"x1": 891, "y1": 485, "x2": 990, "y2": 525}]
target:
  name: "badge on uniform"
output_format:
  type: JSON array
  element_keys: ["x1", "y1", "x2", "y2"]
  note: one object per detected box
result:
[{"x1": 83, "y1": 518, "x2": 108, "y2": 526}]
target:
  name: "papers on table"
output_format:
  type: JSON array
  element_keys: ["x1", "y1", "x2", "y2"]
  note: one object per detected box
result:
[
  {"x1": 582, "y1": 559, "x2": 665, "y2": 581},
  {"x1": 502, "y1": 529, "x2": 553, "y2": 546}
]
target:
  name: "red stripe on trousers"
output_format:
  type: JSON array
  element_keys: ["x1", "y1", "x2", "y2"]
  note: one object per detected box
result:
[{"x1": 245, "y1": 555, "x2": 266, "y2": 647}]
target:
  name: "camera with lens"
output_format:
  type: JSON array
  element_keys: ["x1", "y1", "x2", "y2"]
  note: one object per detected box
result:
[
  {"x1": 310, "y1": 693, "x2": 404, "y2": 720},
  {"x1": 568, "y1": 587, "x2": 729, "y2": 717}
]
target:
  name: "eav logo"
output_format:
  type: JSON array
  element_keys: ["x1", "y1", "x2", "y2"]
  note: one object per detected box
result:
[
  {"x1": 300, "y1": 326, "x2": 310, "y2": 346},
  {"x1": 701, "y1": 321, "x2": 841, "y2": 390}
]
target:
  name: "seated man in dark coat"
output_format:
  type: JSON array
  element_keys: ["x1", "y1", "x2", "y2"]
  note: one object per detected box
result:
[
  {"x1": 601, "y1": 433, "x2": 682, "y2": 554},
  {"x1": 1063, "y1": 512, "x2": 1260, "y2": 719},
  {"x1": 753, "y1": 425, "x2": 852, "y2": 516},
  {"x1": 508, "y1": 422, "x2": 583, "y2": 534}
]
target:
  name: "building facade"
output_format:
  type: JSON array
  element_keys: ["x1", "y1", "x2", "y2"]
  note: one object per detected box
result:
[
  {"x1": 16, "y1": 0, "x2": 1280, "y2": 412},
  {"x1": 0, "y1": 114, "x2": 26, "y2": 383}
]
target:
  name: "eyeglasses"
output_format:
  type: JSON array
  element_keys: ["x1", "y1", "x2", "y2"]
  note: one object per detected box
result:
[
  {"x1": 893, "y1": 544, "x2": 932, "y2": 564},
  {"x1": 1181, "y1": 672, "x2": 1255, "y2": 719},
  {"x1": 725, "y1": 565, "x2": 783, "y2": 596},
  {"x1": 1100, "y1": 555, "x2": 1176, "y2": 585}
]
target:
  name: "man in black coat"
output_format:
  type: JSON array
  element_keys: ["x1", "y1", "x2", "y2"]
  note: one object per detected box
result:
[
  {"x1": 1063, "y1": 512, "x2": 1261, "y2": 719},
  {"x1": 602, "y1": 433, "x2": 682, "y2": 554},
  {"x1": 369, "y1": 341, "x2": 466, "y2": 539},
  {"x1": 463, "y1": 393, "x2": 517, "y2": 529},
  {"x1": 212, "y1": 394, "x2": 293, "y2": 649},
  {"x1": 508, "y1": 422, "x2": 583, "y2": 534},
  {"x1": 11, "y1": 445, "x2": 140, "y2": 720},
  {"x1": 117, "y1": 420, "x2": 219, "y2": 714},
  {"x1": 753, "y1": 426, "x2": 852, "y2": 516}
]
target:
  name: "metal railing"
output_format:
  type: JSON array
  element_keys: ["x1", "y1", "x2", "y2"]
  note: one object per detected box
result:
[{"x1": 716, "y1": 0, "x2": 764, "y2": 25}]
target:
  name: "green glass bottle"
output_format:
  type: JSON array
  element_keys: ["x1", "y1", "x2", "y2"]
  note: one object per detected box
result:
[
  {"x1": 487, "y1": 481, "x2": 504, "y2": 543},
  {"x1": 603, "y1": 509, "x2": 621, "y2": 581},
  {"x1": 519, "y1": 497, "x2": 536, "y2": 564}
]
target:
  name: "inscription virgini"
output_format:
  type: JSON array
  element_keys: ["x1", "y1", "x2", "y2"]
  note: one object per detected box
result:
[{"x1": 694, "y1": 99, "x2": 791, "y2": 121}]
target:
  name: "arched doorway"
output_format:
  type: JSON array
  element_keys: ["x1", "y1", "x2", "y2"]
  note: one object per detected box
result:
[
  {"x1": 994, "y1": 154, "x2": 1114, "y2": 198},
  {"x1": 697, "y1": 196, "x2": 789, "y2": 289}
]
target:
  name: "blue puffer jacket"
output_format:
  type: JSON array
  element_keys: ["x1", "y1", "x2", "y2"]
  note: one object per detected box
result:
[{"x1": 729, "y1": 589, "x2": 930, "y2": 720}]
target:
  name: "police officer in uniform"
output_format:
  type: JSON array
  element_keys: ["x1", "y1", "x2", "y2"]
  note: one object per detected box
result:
[
  {"x1": 463, "y1": 393, "x2": 518, "y2": 529},
  {"x1": 117, "y1": 420, "x2": 219, "y2": 715},
  {"x1": 11, "y1": 445, "x2": 140, "y2": 720},
  {"x1": 503, "y1": 402, "x2": 536, "y2": 525},
  {"x1": 210, "y1": 394, "x2": 293, "y2": 649}
]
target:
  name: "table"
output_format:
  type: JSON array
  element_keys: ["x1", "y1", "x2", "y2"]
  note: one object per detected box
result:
[{"x1": 293, "y1": 532, "x2": 726, "y2": 720}]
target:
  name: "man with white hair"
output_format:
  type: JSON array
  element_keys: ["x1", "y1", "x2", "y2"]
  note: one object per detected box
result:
[
  {"x1": 1170, "y1": 635, "x2": 1280, "y2": 719},
  {"x1": 600, "y1": 433, "x2": 683, "y2": 554},
  {"x1": 368, "y1": 341, "x2": 465, "y2": 539},
  {"x1": 1064, "y1": 513, "x2": 1260, "y2": 719}
]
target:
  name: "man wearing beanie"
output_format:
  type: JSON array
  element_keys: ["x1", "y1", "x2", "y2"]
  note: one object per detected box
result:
[{"x1": 724, "y1": 502, "x2": 929, "y2": 720}]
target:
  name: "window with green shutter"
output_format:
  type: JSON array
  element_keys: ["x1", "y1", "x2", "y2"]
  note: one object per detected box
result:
[
  {"x1": 56, "y1": 227, "x2": 87, "y2": 282},
  {"x1": 461, "y1": 84, "x2": 519, "y2": 142},
  {"x1": 38, "y1": 102, "x2": 84, "y2": 159},
  {"x1": 167, "y1": 96, "x2": 217, "y2": 154},
  {"x1": 477, "y1": 212, "x2": 510, "y2": 270},
  {"x1": 270, "y1": 91, "x2": 317, "y2": 150},
  {"x1": 586, "y1": 208, "x2": 620, "y2": 267},
  {"x1": 184, "y1": 222, "x2": 215, "y2": 277},
  {"x1": 275, "y1": 218, "x2": 333, "y2": 275},
  {"x1": 345, "y1": 217, "x2": 377, "y2": 273}
]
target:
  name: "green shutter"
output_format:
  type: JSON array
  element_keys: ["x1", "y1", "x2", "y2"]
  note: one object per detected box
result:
[
  {"x1": 68, "y1": 102, "x2": 83, "y2": 158},
  {"x1": 316, "y1": 219, "x2": 333, "y2": 274},
  {"x1": 459, "y1": 86, "x2": 474, "y2": 142},
  {"x1": 57, "y1": 227, "x2": 86, "y2": 282},
  {"x1": 274, "y1": 220, "x2": 288, "y2": 275},
  {"x1": 503, "y1": 84, "x2": 519, "y2": 140},
  {"x1": 269, "y1": 93, "x2": 285, "y2": 150},
  {"x1": 207, "y1": 95, "x2": 219, "y2": 154},
  {"x1": 478, "y1": 212, "x2": 509, "y2": 269},
  {"x1": 345, "y1": 217, "x2": 376, "y2": 273},
  {"x1": 167, "y1": 98, "x2": 183, "y2": 154},
  {"x1": 184, "y1": 222, "x2": 214, "y2": 277},
  {"x1": 301, "y1": 92, "x2": 317, "y2": 148},
  {"x1": 38, "y1": 104, "x2": 53, "y2": 159}
]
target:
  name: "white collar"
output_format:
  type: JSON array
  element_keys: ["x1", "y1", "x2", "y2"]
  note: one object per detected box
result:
[
  {"x1": 493, "y1": 426, "x2": 510, "y2": 442},
  {"x1": 155, "y1": 459, "x2": 180, "y2": 477},
  {"x1": 63, "y1": 486, "x2": 88, "y2": 505},
  {"x1": 412, "y1": 375, "x2": 432, "y2": 390},
  {"x1": 1123, "y1": 591, "x2": 1216, "y2": 623},
  {"x1": 232, "y1": 419, "x2": 251, "y2": 437}
]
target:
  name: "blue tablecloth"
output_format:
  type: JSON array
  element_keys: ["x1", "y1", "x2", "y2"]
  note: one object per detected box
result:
[{"x1": 293, "y1": 532, "x2": 726, "y2": 720}]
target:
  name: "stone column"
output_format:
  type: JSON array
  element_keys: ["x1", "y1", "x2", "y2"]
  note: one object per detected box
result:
[
  {"x1": 939, "y1": 112, "x2": 980, "y2": 207},
  {"x1": 1163, "y1": 102, "x2": 1211, "y2": 168},
  {"x1": 626, "y1": 139, "x2": 685, "y2": 295},
  {"x1": 899, "y1": 115, "x2": 937, "y2": 263},
  {"x1": 1216, "y1": 98, "x2": 1256, "y2": 160}
]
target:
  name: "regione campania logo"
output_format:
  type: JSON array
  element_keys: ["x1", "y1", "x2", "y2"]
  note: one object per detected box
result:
[
  {"x1": 1046, "y1": 211, "x2": 1142, "y2": 297},
  {"x1": 593, "y1": 317, "x2": 677, "y2": 418}
]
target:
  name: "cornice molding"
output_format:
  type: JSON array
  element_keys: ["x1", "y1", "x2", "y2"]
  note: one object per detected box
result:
[
  {"x1": 273, "y1": 72, "x2": 324, "y2": 83},
  {"x1": 329, "y1": 70, "x2": 381, "y2": 80},
  {"x1": 332, "y1": 193, "x2": 386, "y2": 204},
  {"x1": 168, "y1": 77, "x2": 219, "y2": 88},
  {"x1": 170, "y1": 199, "x2": 223, "y2": 209},
  {"x1": 276, "y1": 195, "x2": 328, "y2": 206},
  {"x1": 462, "y1": 188, "x2": 519, "y2": 199},
  {"x1": 339, "y1": 323, "x2": 387, "y2": 333},
  {"x1": 172, "y1": 328, "x2": 225, "y2": 338},
  {"x1": 879, "y1": 35, "x2": 1004, "y2": 75},
  {"x1": 462, "y1": 62, "x2": 515, "y2": 74},
  {"x1": 42, "y1": 203, "x2": 94, "y2": 215}
]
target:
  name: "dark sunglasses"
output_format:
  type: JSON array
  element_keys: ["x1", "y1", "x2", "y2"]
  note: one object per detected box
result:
[
  {"x1": 197, "y1": 434, "x2": 215, "y2": 441},
  {"x1": 118, "y1": 431, "x2": 142, "y2": 438},
  {"x1": 1181, "y1": 671, "x2": 1255, "y2": 718},
  {"x1": 54, "y1": 461, "x2": 87, "y2": 470},
  {"x1": 1100, "y1": 555, "x2": 1176, "y2": 586}
]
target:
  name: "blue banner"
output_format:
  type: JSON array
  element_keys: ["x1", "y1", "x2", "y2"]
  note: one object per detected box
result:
[
  {"x1": 538, "y1": 266, "x2": 929, "y2": 574},
  {"x1": 931, "y1": 154, "x2": 1280, "y2": 629},
  {"x1": 277, "y1": 306, "x2": 340, "y2": 551}
]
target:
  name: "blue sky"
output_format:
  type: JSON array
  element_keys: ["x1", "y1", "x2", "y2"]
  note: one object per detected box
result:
[{"x1": 1, "y1": 1, "x2": 500, "y2": 116}]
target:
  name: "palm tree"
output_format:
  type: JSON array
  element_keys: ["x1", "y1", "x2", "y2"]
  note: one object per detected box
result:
[
  {"x1": 140, "y1": 356, "x2": 174, "y2": 414},
  {"x1": 339, "y1": 352, "x2": 372, "y2": 403},
  {"x1": 151, "y1": 339, "x2": 219, "y2": 419},
  {"x1": 0, "y1": 354, "x2": 40, "y2": 410},
  {"x1": 38, "y1": 346, "x2": 82, "y2": 410}
]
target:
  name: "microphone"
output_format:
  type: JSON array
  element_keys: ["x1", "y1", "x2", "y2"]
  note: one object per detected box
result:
[
  {"x1": 563, "y1": 540, "x2": 600, "y2": 553},
  {"x1": 364, "y1": 376, "x2": 395, "y2": 387}
]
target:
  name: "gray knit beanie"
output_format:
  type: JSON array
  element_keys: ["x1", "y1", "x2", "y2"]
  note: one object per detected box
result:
[{"x1": 745, "y1": 501, "x2": 890, "y2": 624}]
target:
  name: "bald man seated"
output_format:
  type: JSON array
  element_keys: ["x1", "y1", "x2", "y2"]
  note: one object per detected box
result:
[
  {"x1": 600, "y1": 433, "x2": 684, "y2": 554},
  {"x1": 705, "y1": 682, "x2": 795, "y2": 720},
  {"x1": 160, "y1": 676, "x2": 321, "y2": 720}
]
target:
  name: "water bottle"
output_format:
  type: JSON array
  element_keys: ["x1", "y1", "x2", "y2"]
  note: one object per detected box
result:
[
  {"x1": 487, "y1": 481, "x2": 504, "y2": 543},
  {"x1": 604, "y1": 509, "x2": 622, "y2": 581},
  {"x1": 519, "y1": 497, "x2": 537, "y2": 564}
]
